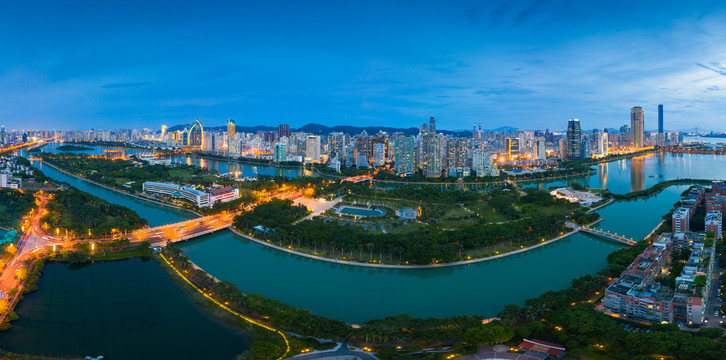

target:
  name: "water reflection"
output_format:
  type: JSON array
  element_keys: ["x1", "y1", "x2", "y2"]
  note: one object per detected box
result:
[{"x1": 630, "y1": 156, "x2": 645, "y2": 192}]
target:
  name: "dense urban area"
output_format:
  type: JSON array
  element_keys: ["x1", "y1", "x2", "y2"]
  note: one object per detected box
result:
[{"x1": 0, "y1": 109, "x2": 725, "y2": 360}]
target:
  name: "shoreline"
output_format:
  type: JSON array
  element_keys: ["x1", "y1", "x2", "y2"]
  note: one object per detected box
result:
[
  {"x1": 38, "y1": 160, "x2": 203, "y2": 217},
  {"x1": 586, "y1": 198, "x2": 615, "y2": 213},
  {"x1": 40, "y1": 160, "x2": 621, "y2": 269},
  {"x1": 228, "y1": 220, "x2": 600, "y2": 269}
]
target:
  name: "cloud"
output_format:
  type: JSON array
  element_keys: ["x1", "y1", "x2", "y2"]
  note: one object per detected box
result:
[
  {"x1": 509, "y1": 0, "x2": 548, "y2": 29},
  {"x1": 706, "y1": 85, "x2": 721, "y2": 92},
  {"x1": 696, "y1": 63, "x2": 726, "y2": 77},
  {"x1": 102, "y1": 81, "x2": 148, "y2": 89}
]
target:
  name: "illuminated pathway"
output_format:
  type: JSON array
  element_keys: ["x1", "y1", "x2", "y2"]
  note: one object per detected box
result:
[{"x1": 566, "y1": 221, "x2": 637, "y2": 246}]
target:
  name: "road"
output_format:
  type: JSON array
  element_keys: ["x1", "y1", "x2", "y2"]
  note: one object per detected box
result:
[
  {"x1": 0, "y1": 193, "x2": 56, "y2": 312},
  {"x1": 704, "y1": 244, "x2": 724, "y2": 327}
]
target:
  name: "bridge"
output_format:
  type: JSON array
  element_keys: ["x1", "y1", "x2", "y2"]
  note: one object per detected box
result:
[
  {"x1": 122, "y1": 212, "x2": 237, "y2": 246},
  {"x1": 342, "y1": 174, "x2": 373, "y2": 183},
  {"x1": 567, "y1": 221, "x2": 637, "y2": 245}
]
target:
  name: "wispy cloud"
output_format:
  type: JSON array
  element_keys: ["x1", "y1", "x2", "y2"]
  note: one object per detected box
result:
[{"x1": 696, "y1": 63, "x2": 726, "y2": 77}]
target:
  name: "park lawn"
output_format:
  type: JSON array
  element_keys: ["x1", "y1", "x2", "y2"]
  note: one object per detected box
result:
[
  {"x1": 466, "y1": 201, "x2": 511, "y2": 223},
  {"x1": 435, "y1": 206, "x2": 477, "y2": 228},
  {"x1": 112, "y1": 177, "x2": 132, "y2": 186}
]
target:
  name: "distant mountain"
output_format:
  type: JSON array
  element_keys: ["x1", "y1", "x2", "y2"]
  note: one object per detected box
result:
[{"x1": 168, "y1": 122, "x2": 489, "y2": 137}]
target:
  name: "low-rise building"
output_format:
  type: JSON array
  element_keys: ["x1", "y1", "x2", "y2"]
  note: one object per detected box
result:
[{"x1": 142, "y1": 181, "x2": 239, "y2": 208}]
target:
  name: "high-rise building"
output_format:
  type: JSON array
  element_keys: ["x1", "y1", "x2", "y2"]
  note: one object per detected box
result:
[
  {"x1": 277, "y1": 124, "x2": 290, "y2": 139},
  {"x1": 658, "y1": 104, "x2": 664, "y2": 146},
  {"x1": 328, "y1": 132, "x2": 345, "y2": 159},
  {"x1": 535, "y1": 136, "x2": 546, "y2": 160},
  {"x1": 619, "y1": 125, "x2": 630, "y2": 146},
  {"x1": 227, "y1": 119, "x2": 236, "y2": 140},
  {"x1": 372, "y1": 142, "x2": 385, "y2": 167},
  {"x1": 274, "y1": 143, "x2": 287, "y2": 163},
  {"x1": 305, "y1": 135, "x2": 321, "y2": 163},
  {"x1": 161, "y1": 125, "x2": 168, "y2": 138},
  {"x1": 394, "y1": 135, "x2": 414, "y2": 175},
  {"x1": 505, "y1": 138, "x2": 520, "y2": 159},
  {"x1": 597, "y1": 129, "x2": 609, "y2": 156},
  {"x1": 446, "y1": 138, "x2": 468, "y2": 169},
  {"x1": 472, "y1": 151, "x2": 495, "y2": 177},
  {"x1": 630, "y1": 106, "x2": 644, "y2": 148},
  {"x1": 422, "y1": 117, "x2": 442, "y2": 177},
  {"x1": 565, "y1": 118, "x2": 582, "y2": 160}
]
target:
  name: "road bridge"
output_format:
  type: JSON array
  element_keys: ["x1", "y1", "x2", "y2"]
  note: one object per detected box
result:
[{"x1": 123, "y1": 212, "x2": 237, "y2": 246}]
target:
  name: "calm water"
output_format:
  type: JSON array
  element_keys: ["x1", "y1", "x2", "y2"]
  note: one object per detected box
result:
[
  {"x1": 39, "y1": 142, "x2": 309, "y2": 178},
  {"x1": 179, "y1": 231, "x2": 623, "y2": 324},
  {"x1": 30, "y1": 159, "x2": 193, "y2": 227},
  {"x1": 0, "y1": 258, "x2": 250, "y2": 359},
  {"x1": 14, "y1": 149, "x2": 724, "y2": 325},
  {"x1": 524, "y1": 152, "x2": 726, "y2": 194}
]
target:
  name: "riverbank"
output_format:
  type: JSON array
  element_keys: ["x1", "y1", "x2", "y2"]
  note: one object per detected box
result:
[
  {"x1": 38, "y1": 160, "x2": 204, "y2": 217},
  {"x1": 157, "y1": 253, "x2": 291, "y2": 359},
  {"x1": 610, "y1": 178, "x2": 713, "y2": 200},
  {"x1": 229, "y1": 218, "x2": 606, "y2": 269}
]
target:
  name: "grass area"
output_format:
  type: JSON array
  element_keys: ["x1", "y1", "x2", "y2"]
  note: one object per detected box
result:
[
  {"x1": 87, "y1": 246, "x2": 153, "y2": 261},
  {"x1": 465, "y1": 201, "x2": 510, "y2": 223}
]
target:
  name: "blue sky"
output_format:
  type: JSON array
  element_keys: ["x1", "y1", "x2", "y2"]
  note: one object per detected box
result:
[{"x1": 1, "y1": 0, "x2": 726, "y2": 131}]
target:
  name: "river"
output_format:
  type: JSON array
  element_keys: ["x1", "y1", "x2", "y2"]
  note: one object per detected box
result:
[
  {"x1": 39, "y1": 142, "x2": 311, "y2": 178},
  {"x1": 11, "y1": 148, "x2": 723, "y2": 329}
]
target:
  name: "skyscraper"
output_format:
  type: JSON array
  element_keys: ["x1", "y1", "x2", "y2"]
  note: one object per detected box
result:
[
  {"x1": 565, "y1": 118, "x2": 582, "y2": 160},
  {"x1": 505, "y1": 138, "x2": 520, "y2": 159},
  {"x1": 658, "y1": 104, "x2": 664, "y2": 146},
  {"x1": 227, "y1": 119, "x2": 236, "y2": 140},
  {"x1": 328, "y1": 132, "x2": 345, "y2": 159},
  {"x1": 422, "y1": 117, "x2": 442, "y2": 177},
  {"x1": 630, "y1": 106, "x2": 644, "y2": 148},
  {"x1": 305, "y1": 135, "x2": 321, "y2": 163},
  {"x1": 535, "y1": 136, "x2": 546, "y2": 160},
  {"x1": 394, "y1": 135, "x2": 414, "y2": 175},
  {"x1": 277, "y1": 124, "x2": 290, "y2": 139}
]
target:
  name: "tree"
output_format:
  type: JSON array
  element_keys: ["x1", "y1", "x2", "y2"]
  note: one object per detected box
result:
[
  {"x1": 462, "y1": 323, "x2": 514, "y2": 345},
  {"x1": 0, "y1": 299, "x2": 8, "y2": 314},
  {"x1": 16, "y1": 268, "x2": 27, "y2": 281},
  {"x1": 250, "y1": 341, "x2": 282, "y2": 359}
]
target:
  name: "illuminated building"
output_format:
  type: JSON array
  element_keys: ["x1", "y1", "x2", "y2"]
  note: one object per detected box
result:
[
  {"x1": 393, "y1": 135, "x2": 414, "y2": 175},
  {"x1": 505, "y1": 137, "x2": 520, "y2": 159},
  {"x1": 630, "y1": 106, "x2": 644, "y2": 148}
]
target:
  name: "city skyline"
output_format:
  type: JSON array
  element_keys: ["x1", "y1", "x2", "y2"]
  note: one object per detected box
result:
[{"x1": 2, "y1": 1, "x2": 726, "y2": 131}]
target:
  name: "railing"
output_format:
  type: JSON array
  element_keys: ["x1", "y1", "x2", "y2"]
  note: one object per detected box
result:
[{"x1": 579, "y1": 226, "x2": 637, "y2": 245}]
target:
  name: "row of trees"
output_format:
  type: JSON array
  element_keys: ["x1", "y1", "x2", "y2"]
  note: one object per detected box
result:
[
  {"x1": 163, "y1": 245, "x2": 350, "y2": 339},
  {"x1": 0, "y1": 189, "x2": 35, "y2": 228},
  {"x1": 233, "y1": 199, "x2": 309, "y2": 230},
  {"x1": 42, "y1": 187, "x2": 147, "y2": 234},
  {"x1": 40, "y1": 153, "x2": 219, "y2": 193}
]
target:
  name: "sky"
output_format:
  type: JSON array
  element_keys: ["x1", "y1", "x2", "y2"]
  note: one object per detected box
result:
[{"x1": 2, "y1": 0, "x2": 726, "y2": 132}]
